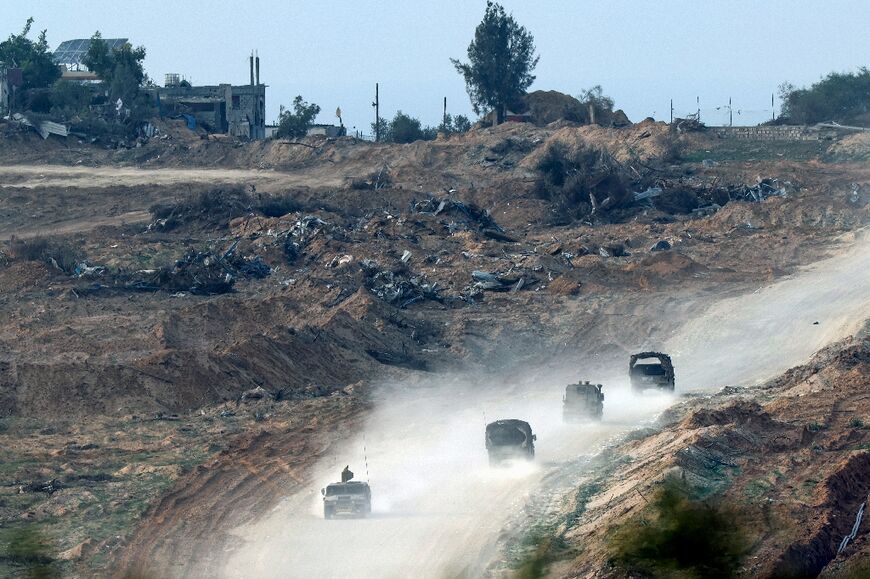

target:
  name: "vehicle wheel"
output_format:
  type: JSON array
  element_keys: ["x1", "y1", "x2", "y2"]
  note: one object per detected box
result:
[
  {"x1": 324, "y1": 506, "x2": 333, "y2": 520},
  {"x1": 489, "y1": 456, "x2": 498, "y2": 467}
]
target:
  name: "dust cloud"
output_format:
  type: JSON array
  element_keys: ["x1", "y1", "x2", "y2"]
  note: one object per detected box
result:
[{"x1": 223, "y1": 232, "x2": 869, "y2": 579}]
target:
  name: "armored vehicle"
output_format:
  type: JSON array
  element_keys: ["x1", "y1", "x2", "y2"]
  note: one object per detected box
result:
[
  {"x1": 563, "y1": 381, "x2": 604, "y2": 421},
  {"x1": 485, "y1": 419, "x2": 536, "y2": 466},
  {"x1": 321, "y1": 466, "x2": 371, "y2": 519},
  {"x1": 629, "y1": 352, "x2": 675, "y2": 392}
]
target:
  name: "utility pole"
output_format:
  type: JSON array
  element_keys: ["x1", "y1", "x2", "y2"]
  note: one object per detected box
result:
[
  {"x1": 771, "y1": 93, "x2": 775, "y2": 121},
  {"x1": 372, "y1": 83, "x2": 379, "y2": 142},
  {"x1": 443, "y1": 96, "x2": 447, "y2": 126},
  {"x1": 670, "y1": 99, "x2": 673, "y2": 124},
  {"x1": 696, "y1": 96, "x2": 700, "y2": 121},
  {"x1": 729, "y1": 97, "x2": 732, "y2": 127}
]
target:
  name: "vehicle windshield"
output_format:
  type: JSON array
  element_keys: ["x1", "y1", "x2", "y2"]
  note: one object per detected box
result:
[
  {"x1": 566, "y1": 386, "x2": 598, "y2": 399},
  {"x1": 325, "y1": 484, "x2": 368, "y2": 496},
  {"x1": 635, "y1": 362, "x2": 666, "y2": 375},
  {"x1": 487, "y1": 425, "x2": 528, "y2": 446}
]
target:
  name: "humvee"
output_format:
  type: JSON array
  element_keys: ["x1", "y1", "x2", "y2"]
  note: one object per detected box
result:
[
  {"x1": 321, "y1": 467, "x2": 371, "y2": 519},
  {"x1": 563, "y1": 381, "x2": 604, "y2": 421},
  {"x1": 629, "y1": 352, "x2": 675, "y2": 392},
  {"x1": 485, "y1": 419, "x2": 536, "y2": 466}
]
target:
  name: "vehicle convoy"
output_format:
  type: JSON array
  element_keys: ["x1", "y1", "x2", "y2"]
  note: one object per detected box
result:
[
  {"x1": 485, "y1": 419, "x2": 536, "y2": 466},
  {"x1": 563, "y1": 381, "x2": 604, "y2": 421},
  {"x1": 321, "y1": 466, "x2": 371, "y2": 519},
  {"x1": 629, "y1": 351, "x2": 675, "y2": 392}
]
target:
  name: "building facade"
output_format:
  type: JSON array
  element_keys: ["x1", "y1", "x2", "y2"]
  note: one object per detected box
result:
[
  {"x1": 152, "y1": 56, "x2": 266, "y2": 140},
  {"x1": 0, "y1": 65, "x2": 8, "y2": 116},
  {"x1": 154, "y1": 83, "x2": 266, "y2": 140}
]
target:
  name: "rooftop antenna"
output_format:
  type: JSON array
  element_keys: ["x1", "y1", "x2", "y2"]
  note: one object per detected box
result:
[
  {"x1": 372, "y1": 83, "x2": 380, "y2": 142},
  {"x1": 363, "y1": 435, "x2": 370, "y2": 483}
]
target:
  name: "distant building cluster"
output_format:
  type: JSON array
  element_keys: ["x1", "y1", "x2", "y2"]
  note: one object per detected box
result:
[
  {"x1": 149, "y1": 54, "x2": 266, "y2": 140},
  {"x1": 1, "y1": 37, "x2": 268, "y2": 140}
]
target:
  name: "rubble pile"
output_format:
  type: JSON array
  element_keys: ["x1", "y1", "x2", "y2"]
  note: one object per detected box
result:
[
  {"x1": 412, "y1": 196, "x2": 515, "y2": 241},
  {"x1": 361, "y1": 259, "x2": 442, "y2": 308},
  {"x1": 637, "y1": 177, "x2": 794, "y2": 217},
  {"x1": 72, "y1": 242, "x2": 270, "y2": 296}
]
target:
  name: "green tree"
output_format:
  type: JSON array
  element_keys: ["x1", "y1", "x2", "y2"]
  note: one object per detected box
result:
[
  {"x1": 437, "y1": 113, "x2": 472, "y2": 134},
  {"x1": 578, "y1": 85, "x2": 614, "y2": 113},
  {"x1": 389, "y1": 110, "x2": 426, "y2": 143},
  {"x1": 371, "y1": 115, "x2": 389, "y2": 142},
  {"x1": 451, "y1": 2, "x2": 538, "y2": 124},
  {"x1": 780, "y1": 68, "x2": 870, "y2": 125},
  {"x1": 277, "y1": 96, "x2": 321, "y2": 139},
  {"x1": 371, "y1": 111, "x2": 438, "y2": 143},
  {"x1": 82, "y1": 31, "x2": 147, "y2": 104},
  {"x1": 50, "y1": 79, "x2": 92, "y2": 116},
  {"x1": 0, "y1": 18, "x2": 61, "y2": 91}
]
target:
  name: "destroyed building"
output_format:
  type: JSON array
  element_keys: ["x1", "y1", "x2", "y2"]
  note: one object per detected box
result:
[
  {"x1": 149, "y1": 55, "x2": 266, "y2": 140},
  {"x1": 0, "y1": 64, "x2": 8, "y2": 116}
]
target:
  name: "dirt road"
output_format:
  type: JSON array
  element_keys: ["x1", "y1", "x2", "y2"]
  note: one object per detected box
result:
[
  {"x1": 220, "y1": 231, "x2": 870, "y2": 578},
  {"x1": 0, "y1": 165, "x2": 344, "y2": 190}
]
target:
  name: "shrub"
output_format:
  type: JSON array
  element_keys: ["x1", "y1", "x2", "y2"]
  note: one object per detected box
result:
[
  {"x1": 535, "y1": 142, "x2": 630, "y2": 223},
  {"x1": 50, "y1": 80, "x2": 93, "y2": 118},
  {"x1": 608, "y1": 478, "x2": 748, "y2": 579},
  {"x1": 1, "y1": 526, "x2": 57, "y2": 577},
  {"x1": 7, "y1": 236, "x2": 82, "y2": 274}
]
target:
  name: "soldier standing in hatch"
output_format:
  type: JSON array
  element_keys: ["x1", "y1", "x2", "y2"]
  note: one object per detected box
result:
[{"x1": 341, "y1": 465, "x2": 353, "y2": 482}]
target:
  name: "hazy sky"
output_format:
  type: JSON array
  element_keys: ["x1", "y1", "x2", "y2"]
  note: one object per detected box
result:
[{"x1": 4, "y1": 1, "x2": 868, "y2": 130}]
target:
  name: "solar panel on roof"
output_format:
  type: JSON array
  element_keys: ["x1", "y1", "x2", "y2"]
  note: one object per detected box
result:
[{"x1": 52, "y1": 38, "x2": 129, "y2": 65}]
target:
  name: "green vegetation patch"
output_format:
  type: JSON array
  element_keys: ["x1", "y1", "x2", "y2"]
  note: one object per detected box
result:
[{"x1": 608, "y1": 478, "x2": 749, "y2": 579}]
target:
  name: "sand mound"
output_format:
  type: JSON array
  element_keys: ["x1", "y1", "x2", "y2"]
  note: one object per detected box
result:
[
  {"x1": 521, "y1": 122, "x2": 676, "y2": 167},
  {"x1": 827, "y1": 132, "x2": 870, "y2": 161}
]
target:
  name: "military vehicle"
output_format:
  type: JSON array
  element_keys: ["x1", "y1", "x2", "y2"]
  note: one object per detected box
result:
[
  {"x1": 485, "y1": 419, "x2": 536, "y2": 466},
  {"x1": 563, "y1": 381, "x2": 604, "y2": 421},
  {"x1": 321, "y1": 466, "x2": 371, "y2": 519},
  {"x1": 629, "y1": 352, "x2": 675, "y2": 392}
]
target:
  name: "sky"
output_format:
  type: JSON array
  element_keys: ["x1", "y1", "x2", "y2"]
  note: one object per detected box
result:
[{"x1": 3, "y1": 1, "x2": 868, "y2": 130}]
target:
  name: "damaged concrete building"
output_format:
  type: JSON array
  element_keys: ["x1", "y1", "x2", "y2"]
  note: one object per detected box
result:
[
  {"x1": 152, "y1": 55, "x2": 266, "y2": 140},
  {"x1": 0, "y1": 64, "x2": 23, "y2": 116},
  {"x1": 0, "y1": 64, "x2": 8, "y2": 116}
]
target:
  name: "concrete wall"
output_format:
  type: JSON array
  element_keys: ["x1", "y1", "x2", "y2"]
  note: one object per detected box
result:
[{"x1": 711, "y1": 125, "x2": 838, "y2": 141}]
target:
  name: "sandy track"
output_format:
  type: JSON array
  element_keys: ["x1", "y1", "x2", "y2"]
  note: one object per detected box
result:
[
  {"x1": 220, "y1": 232, "x2": 870, "y2": 578},
  {"x1": 0, "y1": 165, "x2": 345, "y2": 190}
]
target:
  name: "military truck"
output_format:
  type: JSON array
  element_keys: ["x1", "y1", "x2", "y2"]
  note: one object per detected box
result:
[
  {"x1": 321, "y1": 466, "x2": 371, "y2": 519},
  {"x1": 563, "y1": 381, "x2": 604, "y2": 421},
  {"x1": 485, "y1": 419, "x2": 536, "y2": 466},
  {"x1": 629, "y1": 352, "x2": 675, "y2": 392}
]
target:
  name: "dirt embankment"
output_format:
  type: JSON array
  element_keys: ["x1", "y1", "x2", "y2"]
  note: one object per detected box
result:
[
  {"x1": 528, "y1": 328, "x2": 870, "y2": 578},
  {"x1": 0, "y1": 122, "x2": 868, "y2": 577}
]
